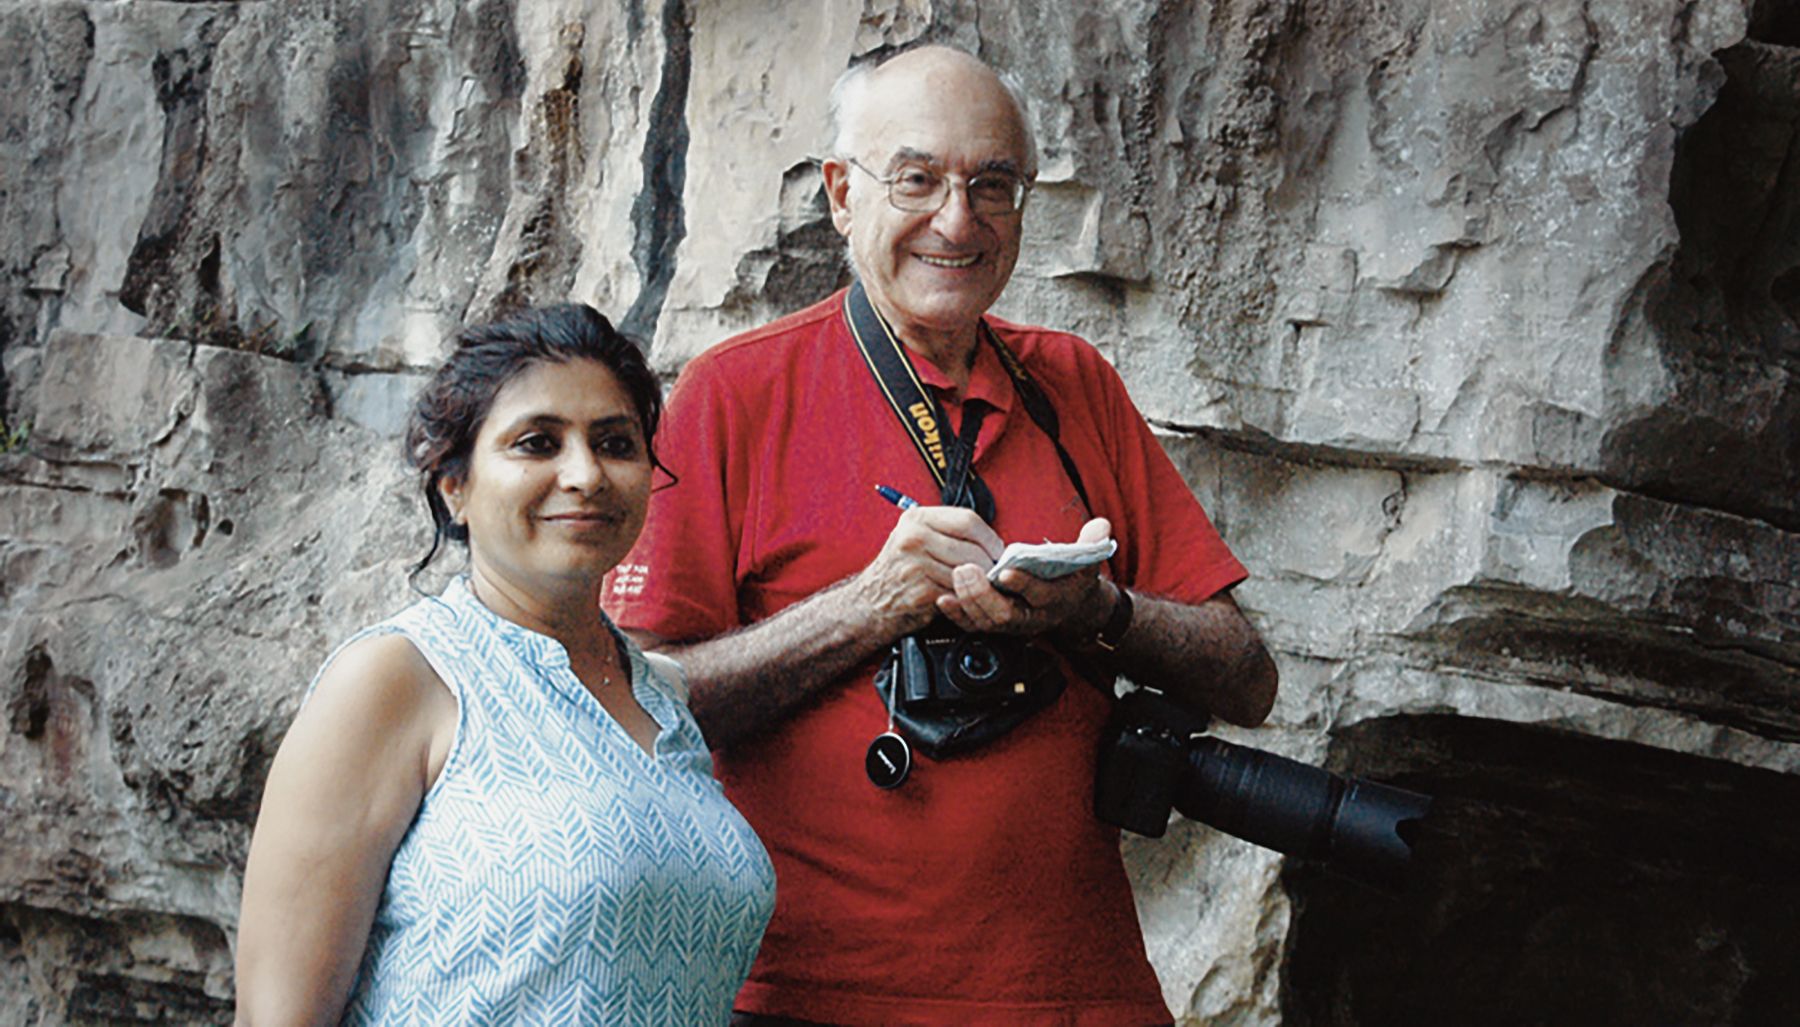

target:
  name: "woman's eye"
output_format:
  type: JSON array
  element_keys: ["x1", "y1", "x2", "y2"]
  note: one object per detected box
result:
[
  {"x1": 598, "y1": 433, "x2": 642, "y2": 460},
  {"x1": 513, "y1": 433, "x2": 558, "y2": 456}
]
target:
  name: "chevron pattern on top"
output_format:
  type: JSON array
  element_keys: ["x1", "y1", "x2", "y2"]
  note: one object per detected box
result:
[{"x1": 304, "y1": 578, "x2": 774, "y2": 1026}]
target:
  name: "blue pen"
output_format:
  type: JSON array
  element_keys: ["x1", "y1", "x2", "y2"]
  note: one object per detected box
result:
[{"x1": 874, "y1": 484, "x2": 919, "y2": 510}]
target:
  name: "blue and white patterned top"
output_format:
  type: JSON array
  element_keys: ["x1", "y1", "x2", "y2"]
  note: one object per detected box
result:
[{"x1": 318, "y1": 577, "x2": 774, "y2": 1026}]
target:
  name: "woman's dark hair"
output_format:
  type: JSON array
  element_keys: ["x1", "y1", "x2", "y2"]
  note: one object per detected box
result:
[{"x1": 405, "y1": 303, "x2": 668, "y2": 576}]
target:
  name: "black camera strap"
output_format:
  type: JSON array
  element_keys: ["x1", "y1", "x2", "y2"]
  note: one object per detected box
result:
[
  {"x1": 843, "y1": 281, "x2": 1091, "y2": 516},
  {"x1": 844, "y1": 284, "x2": 1126, "y2": 704},
  {"x1": 980, "y1": 316, "x2": 1094, "y2": 514},
  {"x1": 847, "y1": 281, "x2": 1105, "y2": 772}
]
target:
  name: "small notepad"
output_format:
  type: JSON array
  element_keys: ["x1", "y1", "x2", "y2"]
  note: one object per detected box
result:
[{"x1": 988, "y1": 539, "x2": 1117, "y2": 581}]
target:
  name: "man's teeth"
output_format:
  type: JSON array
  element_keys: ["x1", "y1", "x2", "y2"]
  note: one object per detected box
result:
[{"x1": 918, "y1": 253, "x2": 978, "y2": 268}]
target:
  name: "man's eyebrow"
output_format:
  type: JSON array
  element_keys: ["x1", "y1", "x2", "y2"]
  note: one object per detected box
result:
[
  {"x1": 885, "y1": 147, "x2": 1024, "y2": 179},
  {"x1": 887, "y1": 146, "x2": 938, "y2": 171},
  {"x1": 973, "y1": 157, "x2": 1026, "y2": 178}
]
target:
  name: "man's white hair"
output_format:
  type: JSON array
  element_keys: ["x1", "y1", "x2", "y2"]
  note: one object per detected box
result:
[{"x1": 827, "y1": 46, "x2": 1040, "y2": 177}]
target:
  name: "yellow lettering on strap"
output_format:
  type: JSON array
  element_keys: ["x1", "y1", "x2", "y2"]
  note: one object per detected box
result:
[{"x1": 908, "y1": 402, "x2": 946, "y2": 468}]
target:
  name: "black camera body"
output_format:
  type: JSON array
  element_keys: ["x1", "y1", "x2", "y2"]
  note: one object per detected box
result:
[
  {"x1": 1096, "y1": 688, "x2": 1432, "y2": 894},
  {"x1": 1094, "y1": 688, "x2": 1210, "y2": 837},
  {"x1": 872, "y1": 619, "x2": 1066, "y2": 761},
  {"x1": 895, "y1": 629, "x2": 1054, "y2": 710}
]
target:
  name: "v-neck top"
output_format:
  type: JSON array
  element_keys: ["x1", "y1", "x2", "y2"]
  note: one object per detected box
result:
[{"x1": 326, "y1": 577, "x2": 774, "y2": 1025}]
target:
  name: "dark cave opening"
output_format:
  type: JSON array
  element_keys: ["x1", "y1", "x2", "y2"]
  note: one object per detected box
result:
[{"x1": 1279, "y1": 715, "x2": 1800, "y2": 1026}]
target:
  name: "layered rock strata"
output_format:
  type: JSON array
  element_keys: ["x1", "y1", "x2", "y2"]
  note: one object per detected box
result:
[{"x1": 2, "y1": 0, "x2": 1794, "y2": 1022}]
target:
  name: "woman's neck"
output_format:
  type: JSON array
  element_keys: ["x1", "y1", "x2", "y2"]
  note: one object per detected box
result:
[
  {"x1": 466, "y1": 569, "x2": 607, "y2": 653},
  {"x1": 465, "y1": 567, "x2": 653, "y2": 747}
]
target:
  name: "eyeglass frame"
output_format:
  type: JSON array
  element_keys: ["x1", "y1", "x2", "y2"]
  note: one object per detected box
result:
[{"x1": 838, "y1": 156, "x2": 1033, "y2": 217}]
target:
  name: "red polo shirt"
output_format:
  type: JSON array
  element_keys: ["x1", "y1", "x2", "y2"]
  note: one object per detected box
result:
[{"x1": 605, "y1": 290, "x2": 1246, "y2": 1026}]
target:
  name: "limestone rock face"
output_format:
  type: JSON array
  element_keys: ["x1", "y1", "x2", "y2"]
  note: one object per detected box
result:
[{"x1": 2, "y1": 0, "x2": 1795, "y2": 1022}]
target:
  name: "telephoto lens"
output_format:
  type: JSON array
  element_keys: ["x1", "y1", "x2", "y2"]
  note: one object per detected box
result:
[{"x1": 1096, "y1": 689, "x2": 1432, "y2": 894}]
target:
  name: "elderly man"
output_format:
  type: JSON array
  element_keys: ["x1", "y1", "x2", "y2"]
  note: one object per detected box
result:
[{"x1": 605, "y1": 44, "x2": 1278, "y2": 1026}]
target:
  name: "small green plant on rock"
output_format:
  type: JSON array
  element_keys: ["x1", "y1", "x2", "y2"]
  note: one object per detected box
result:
[{"x1": 0, "y1": 417, "x2": 30, "y2": 455}]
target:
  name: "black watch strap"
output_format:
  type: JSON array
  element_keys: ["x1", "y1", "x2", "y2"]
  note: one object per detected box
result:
[{"x1": 1092, "y1": 583, "x2": 1135, "y2": 651}]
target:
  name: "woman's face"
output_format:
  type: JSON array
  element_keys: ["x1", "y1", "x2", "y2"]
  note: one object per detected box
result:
[{"x1": 439, "y1": 357, "x2": 652, "y2": 597}]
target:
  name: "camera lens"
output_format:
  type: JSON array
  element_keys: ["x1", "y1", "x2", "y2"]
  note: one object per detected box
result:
[
  {"x1": 1178, "y1": 737, "x2": 1431, "y2": 895},
  {"x1": 1096, "y1": 689, "x2": 1430, "y2": 894},
  {"x1": 960, "y1": 647, "x2": 999, "y2": 679},
  {"x1": 950, "y1": 637, "x2": 1004, "y2": 693}
]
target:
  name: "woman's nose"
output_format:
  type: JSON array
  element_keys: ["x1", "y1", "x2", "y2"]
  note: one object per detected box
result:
[{"x1": 559, "y1": 441, "x2": 606, "y2": 491}]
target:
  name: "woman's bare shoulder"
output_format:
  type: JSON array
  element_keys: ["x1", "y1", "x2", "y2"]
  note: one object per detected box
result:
[
  {"x1": 287, "y1": 631, "x2": 457, "y2": 775},
  {"x1": 313, "y1": 631, "x2": 447, "y2": 706}
]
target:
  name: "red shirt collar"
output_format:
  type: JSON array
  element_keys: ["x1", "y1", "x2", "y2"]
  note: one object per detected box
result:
[{"x1": 898, "y1": 320, "x2": 1018, "y2": 417}]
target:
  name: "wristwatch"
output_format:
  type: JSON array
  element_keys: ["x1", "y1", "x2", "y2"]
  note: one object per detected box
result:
[{"x1": 1088, "y1": 581, "x2": 1135, "y2": 652}]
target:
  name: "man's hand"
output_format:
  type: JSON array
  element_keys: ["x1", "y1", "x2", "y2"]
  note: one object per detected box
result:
[
  {"x1": 932, "y1": 512, "x2": 1278, "y2": 728},
  {"x1": 635, "y1": 504, "x2": 1020, "y2": 750},
  {"x1": 848, "y1": 505, "x2": 1010, "y2": 638},
  {"x1": 938, "y1": 517, "x2": 1115, "y2": 638}
]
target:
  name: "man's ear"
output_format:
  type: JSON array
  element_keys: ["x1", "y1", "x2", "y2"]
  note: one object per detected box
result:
[{"x1": 821, "y1": 158, "x2": 855, "y2": 236}]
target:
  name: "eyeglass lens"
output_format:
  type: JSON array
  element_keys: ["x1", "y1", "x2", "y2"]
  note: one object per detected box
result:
[
  {"x1": 850, "y1": 160, "x2": 1025, "y2": 215},
  {"x1": 892, "y1": 166, "x2": 1024, "y2": 215}
]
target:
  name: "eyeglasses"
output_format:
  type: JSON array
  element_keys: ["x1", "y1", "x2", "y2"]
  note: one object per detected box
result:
[{"x1": 844, "y1": 158, "x2": 1031, "y2": 216}]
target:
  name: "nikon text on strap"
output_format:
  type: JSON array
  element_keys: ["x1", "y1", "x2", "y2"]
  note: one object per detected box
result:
[
  {"x1": 844, "y1": 281, "x2": 993, "y2": 520},
  {"x1": 842, "y1": 280, "x2": 1091, "y2": 514}
]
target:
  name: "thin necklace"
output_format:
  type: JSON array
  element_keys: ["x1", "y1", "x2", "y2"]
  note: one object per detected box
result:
[
  {"x1": 594, "y1": 635, "x2": 624, "y2": 691},
  {"x1": 471, "y1": 576, "x2": 624, "y2": 692}
]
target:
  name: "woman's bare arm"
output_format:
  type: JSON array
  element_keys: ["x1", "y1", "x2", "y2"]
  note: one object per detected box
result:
[{"x1": 233, "y1": 634, "x2": 456, "y2": 1026}]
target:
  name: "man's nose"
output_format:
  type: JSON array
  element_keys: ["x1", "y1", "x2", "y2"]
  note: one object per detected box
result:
[{"x1": 930, "y1": 179, "x2": 982, "y2": 237}]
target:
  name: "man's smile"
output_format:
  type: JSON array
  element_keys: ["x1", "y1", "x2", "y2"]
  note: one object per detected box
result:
[{"x1": 917, "y1": 252, "x2": 980, "y2": 269}]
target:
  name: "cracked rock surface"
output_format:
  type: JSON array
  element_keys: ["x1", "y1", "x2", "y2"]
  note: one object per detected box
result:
[{"x1": 2, "y1": 0, "x2": 1796, "y2": 1022}]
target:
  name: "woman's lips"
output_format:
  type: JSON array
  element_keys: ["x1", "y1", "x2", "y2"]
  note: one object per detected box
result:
[{"x1": 541, "y1": 509, "x2": 623, "y2": 529}]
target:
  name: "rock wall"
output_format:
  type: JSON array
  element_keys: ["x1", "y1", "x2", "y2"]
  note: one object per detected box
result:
[{"x1": 2, "y1": 0, "x2": 1796, "y2": 1022}]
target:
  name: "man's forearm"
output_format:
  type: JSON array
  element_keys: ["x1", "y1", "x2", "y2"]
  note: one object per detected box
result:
[
  {"x1": 630, "y1": 506, "x2": 1021, "y2": 750},
  {"x1": 647, "y1": 577, "x2": 908, "y2": 750},
  {"x1": 1096, "y1": 588, "x2": 1278, "y2": 728}
]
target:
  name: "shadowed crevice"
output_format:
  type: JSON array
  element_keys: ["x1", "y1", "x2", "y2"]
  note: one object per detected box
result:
[
  {"x1": 1603, "y1": 35, "x2": 1800, "y2": 533},
  {"x1": 118, "y1": 13, "x2": 235, "y2": 323},
  {"x1": 620, "y1": 0, "x2": 692, "y2": 343}
]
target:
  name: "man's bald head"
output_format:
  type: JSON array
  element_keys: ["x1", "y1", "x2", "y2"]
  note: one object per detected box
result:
[{"x1": 828, "y1": 46, "x2": 1039, "y2": 178}]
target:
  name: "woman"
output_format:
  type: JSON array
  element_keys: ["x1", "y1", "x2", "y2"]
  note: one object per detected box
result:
[{"x1": 235, "y1": 304, "x2": 774, "y2": 1025}]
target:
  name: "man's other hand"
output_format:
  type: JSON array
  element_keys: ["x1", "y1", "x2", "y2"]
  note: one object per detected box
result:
[{"x1": 939, "y1": 517, "x2": 1115, "y2": 637}]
